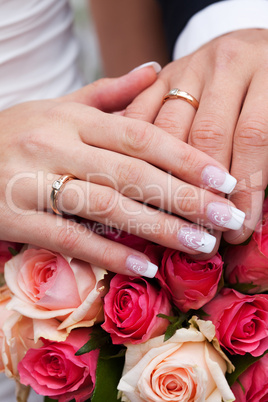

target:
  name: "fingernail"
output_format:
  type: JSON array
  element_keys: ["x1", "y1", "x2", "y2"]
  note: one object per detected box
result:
[
  {"x1": 177, "y1": 227, "x2": 216, "y2": 253},
  {"x1": 130, "y1": 61, "x2": 162, "y2": 74},
  {"x1": 207, "y1": 202, "x2": 245, "y2": 230},
  {"x1": 202, "y1": 165, "x2": 237, "y2": 194},
  {"x1": 126, "y1": 255, "x2": 158, "y2": 278}
]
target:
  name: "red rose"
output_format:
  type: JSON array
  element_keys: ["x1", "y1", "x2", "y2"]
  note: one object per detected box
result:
[
  {"x1": 104, "y1": 228, "x2": 151, "y2": 252},
  {"x1": 18, "y1": 328, "x2": 99, "y2": 402},
  {"x1": 102, "y1": 274, "x2": 171, "y2": 344},
  {"x1": 225, "y1": 214, "x2": 268, "y2": 293},
  {"x1": 231, "y1": 354, "x2": 268, "y2": 402},
  {"x1": 156, "y1": 249, "x2": 223, "y2": 312},
  {"x1": 263, "y1": 197, "x2": 268, "y2": 214},
  {"x1": 203, "y1": 288, "x2": 268, "y2": 356}
]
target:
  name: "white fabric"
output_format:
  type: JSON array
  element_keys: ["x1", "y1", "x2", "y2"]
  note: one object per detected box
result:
[
  {"x1": 0, "y1": 0, "x2": 83, "y2": 111},
  {"x1": 173, "y1": 0, "x2": 268, "y2": 59}
]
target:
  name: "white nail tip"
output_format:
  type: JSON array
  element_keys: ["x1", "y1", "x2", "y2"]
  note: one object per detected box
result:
[
  {"x1": 146, "y1": 261, "x2": 159, "y2": 278},
  {"x1": 199, "y1": 233, "x2": 217, "y2": 253},
  {"x1": 227, "y1": 207, "x2": 246, "y2": 230},
  {"x1": 126, "y1": 255, "x2": 158, "y2": 278},
  {"x1": 217, "y1": 173, "x2": 237, "y2": 194},
  {"x1": 130, "y1": 61, "x2": 162, "y2": 74}
]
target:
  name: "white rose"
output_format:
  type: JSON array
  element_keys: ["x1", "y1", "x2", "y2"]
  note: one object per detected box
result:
[{"x1": 118, "y1": 318, "x2": 235, "y2": 402}]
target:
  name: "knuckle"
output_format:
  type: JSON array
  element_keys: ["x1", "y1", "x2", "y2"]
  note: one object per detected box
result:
[
  {"x1": 18, "y1": 129, "x2": 51, "y2": 156},
  {"x1": 92, "y1": 188, "x2": 117, "y2": 219},
  {"x1": 236, "y1": 119, "x2": 268, "y2": 149},
  {"x1": 212, "y1": 36, "x2": 240, "y2": 67},
  {"x1": 54, "y1": 225, "x2": 81, "y2": 252},
  {"x1": 45, "y1": 102, "x2": 74, "y2": 124},
  {"x1": 125, "y1": 103, "x2": 148, "y2": 121},
  {"x1": 191, "y1": 118, "x2": 226, "y2": 152},
  {"x1": 177, "y1": 145, "x2": 202, "y2": 172},
  {"x1": 100, "y1": 244, "x2": 117, "y2": 268},
  {"x1": 124, "y1": 122, "x2": 154, "y2": 153},
  {"x1": 175, "y1": 185, "x2": 201, "y2": 215},
  {"x1": 116, "y1": 159, "x2": 144, "y2": 189},
  {"x1": 152, "y1": 216, "x2": 170, "y2": 244},
  {"x1": 155, "y1": 111, "x2": 185, "y2": 136}
]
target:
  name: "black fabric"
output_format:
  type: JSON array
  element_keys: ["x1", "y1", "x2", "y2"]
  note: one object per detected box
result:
[{"x1": 157, "y1": 0, "x2": 224, "y2": 58}]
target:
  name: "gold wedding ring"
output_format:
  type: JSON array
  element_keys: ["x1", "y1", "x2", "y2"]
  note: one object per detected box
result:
[
  {"x1": 162, "y1": 88, "x2": 199, "y2": 110},
  {"x1": 50, "y1": 174, "x2": 76, "y2": 215}
]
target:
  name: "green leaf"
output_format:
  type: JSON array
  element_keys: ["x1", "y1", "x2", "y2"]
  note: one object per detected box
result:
[
  {"x1": 265, "y1": 185, "x2": 268, "y2": 199},
  {"x1": 193, "y1": 308, "x2": 210, "y2": 318},
  {"x1": 157, "y1": 313, "x2": 178, "y2": 324},
  {"x1": 99, "y1": 346, "x2": 126, "y2": 360},
  {"x1": 164, "y1": 323, "x2": 179, "y2": 342},
  {"x1": 230, "y1": 280, "x2": 258, "y2": 294},
  {"x1": 91, "y1": 348, "x2": 125, "y2": 402},
  {"x1": 8, "y1": 247, "x2": 19, "y2": 256},
  {"x1": 161, "y1": 310, "x2": 190, "y2": 342},
  {"x1": 75, "y1": 326, "x2": 110, "y2": 356},
  {"x1": 44, "y1": 397, "x2": 58, "y2": 402},
  {"x1": 226, "y1": 350, "x2": 268, "y2": 386}
]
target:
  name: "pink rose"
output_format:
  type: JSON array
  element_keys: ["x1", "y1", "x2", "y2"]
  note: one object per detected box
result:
[
  {"x1": 102, "y1": 274, "x2": 171, "y2": 344},
  {"x1": 225, "y1": 213, "x2": 268, "y2": 293},
  {"x1": 118, "y1": 318, "x2": 235, "y2": 402},
  {"x1": 203, "y1": 288, "x2": 268, "y2": 356},
  {"x1": 5, "y1": 247, "x2": 107, "y2": 338},
  {"x1": 156, "y1": 249, "x2": 223, "y2": 312},
  {"x1": 231, "y1": 354, "x2": 268, "y2": 402},
  {"x1": 0, "y1": 241, "x2": 22, "y2": 273},
  {"x1": 18, "y1": 328, "x2": 99, "y2": 402}
]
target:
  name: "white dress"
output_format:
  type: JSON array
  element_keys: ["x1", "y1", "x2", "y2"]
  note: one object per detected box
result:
[{"x1": 0, "y1": 0, "x2": 83, "y2": 111}]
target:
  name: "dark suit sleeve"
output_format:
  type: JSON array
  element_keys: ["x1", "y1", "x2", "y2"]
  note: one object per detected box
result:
[{"x1": 157, "y1": 0, "x2": 224, "y2": 58}]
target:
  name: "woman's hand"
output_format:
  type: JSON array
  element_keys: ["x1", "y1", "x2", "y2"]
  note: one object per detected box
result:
[
  {"x1": 0, "y1": 67, "x2": 244, "y2": 277},
  {"x1": 125, "y1": 29, "x2": 268, "y2": 244}
]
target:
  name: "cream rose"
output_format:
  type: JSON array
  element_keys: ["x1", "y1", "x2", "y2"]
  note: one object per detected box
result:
[
  {"x1": 4, "y1": 247, "x2": 107, "y2": 340},
  {"x1": 0, "y1": 285, "x2": 13, "y2": 372},
  {"x1": 118, "y1": 318, "x2": 235, "y2": 402}
]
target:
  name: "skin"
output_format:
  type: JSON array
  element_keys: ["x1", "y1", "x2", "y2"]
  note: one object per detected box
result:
[
  {"x1": 89, "y1": 0, "x2": 169, "y2": 76},
  {"x1": 90, "y1": 0, "x2": 268, "y2": 244},
  {"x1": 0, "y1": 67, "x2": 240, "y2": 274}
]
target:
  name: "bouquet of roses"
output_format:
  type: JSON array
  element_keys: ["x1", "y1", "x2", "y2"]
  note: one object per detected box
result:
[{"x1": 0, "y1": 195, "x2": 267, "y2": 402}]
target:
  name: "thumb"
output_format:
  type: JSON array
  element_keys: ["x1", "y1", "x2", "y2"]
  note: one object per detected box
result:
[{"x1": 60, "y1": 62, "x2": 161, "y2": 112}]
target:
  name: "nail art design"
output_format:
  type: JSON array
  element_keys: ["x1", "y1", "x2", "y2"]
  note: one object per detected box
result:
[
  {"x1": 202, "y1": 165, "x2": 237, "y2": 194},
  {"x1": 207, "y1": 203, "x2": 245, "y2": 230},
  {"x1": 126, "y1": 255, "x2": 158, "y2": 278},
  {"x1": 178, "y1": 227, "x2": 216, "y2": 254}
]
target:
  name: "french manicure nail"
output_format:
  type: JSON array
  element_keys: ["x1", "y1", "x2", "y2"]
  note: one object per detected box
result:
[
  {"x1": 177, "y1": 227, "x2": 216, "y2": 253},
  {"x1": 202, "y1": 165, "x2": 237, "y2": 194},
  {"x1": 130, "y1": 61, "x2": 162, "y2": 74},
  {"x1": 207, "y1": 202, "x2": 245, "y2": 230},
  {"x1": 126, "y1": 255, "x2": 158, "y2": 278}
]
